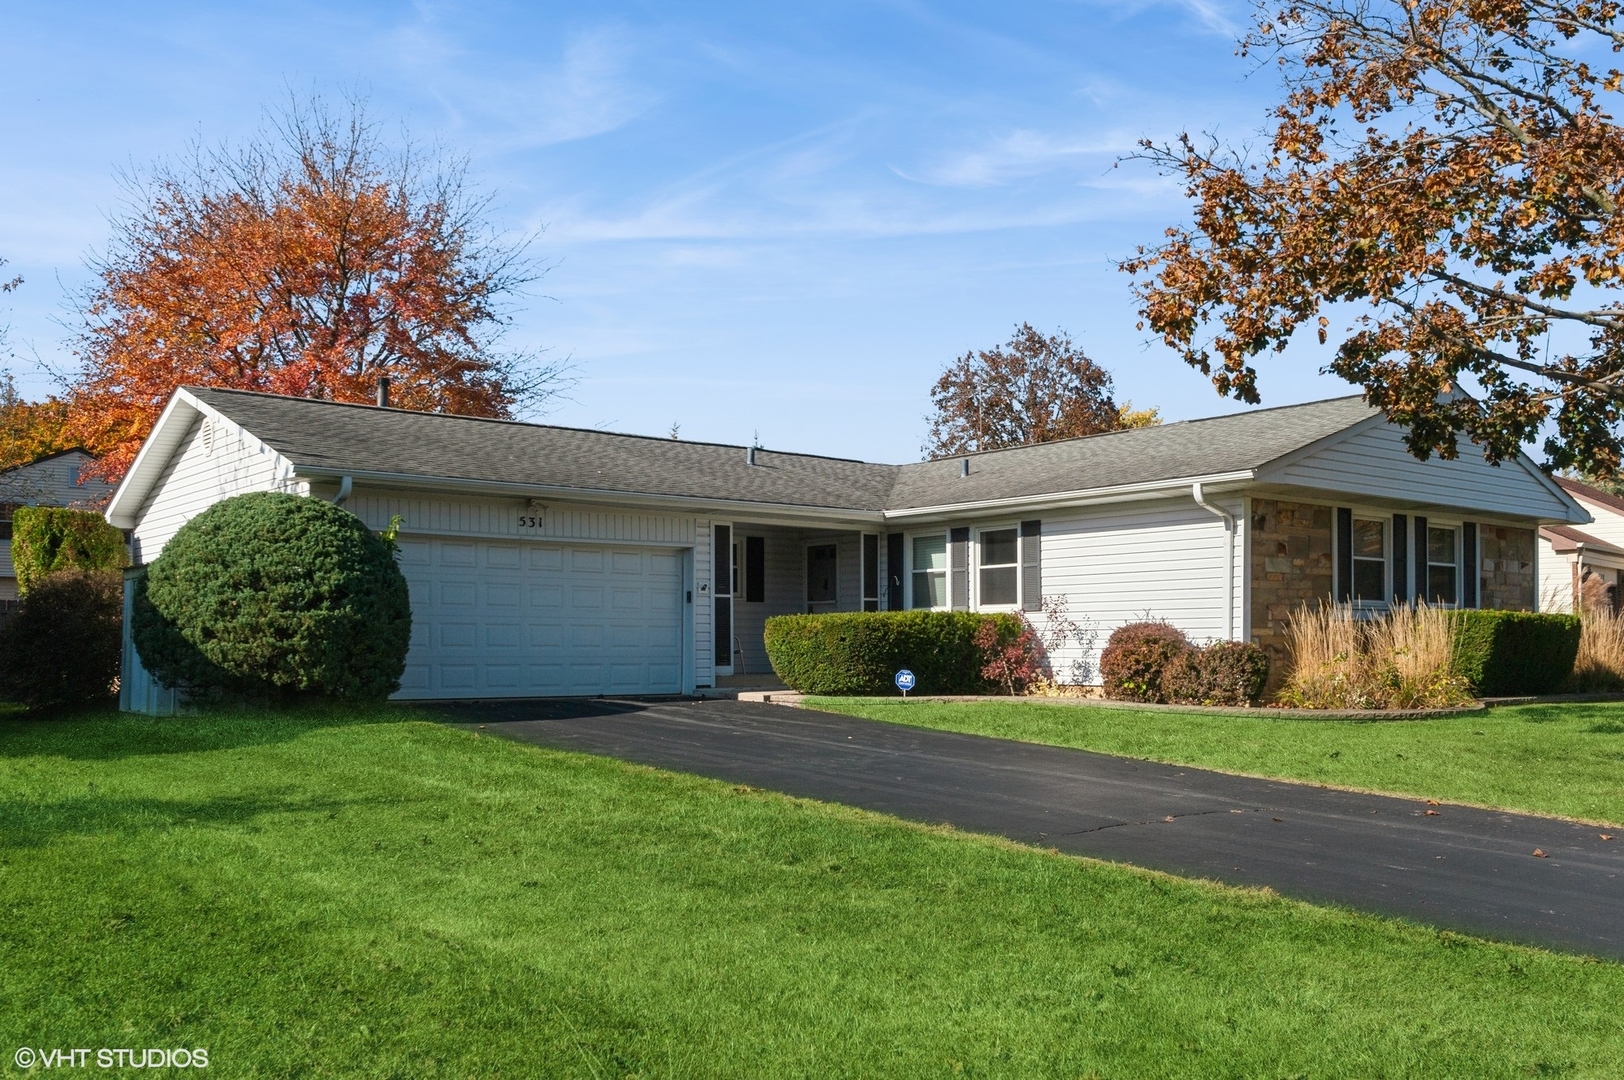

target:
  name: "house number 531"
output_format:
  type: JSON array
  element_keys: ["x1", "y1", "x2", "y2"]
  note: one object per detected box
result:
[{"x1": 517, "y1": 515, "x2": 543, "y2": 528}]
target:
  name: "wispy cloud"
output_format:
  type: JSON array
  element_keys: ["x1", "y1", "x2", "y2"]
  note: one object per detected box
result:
[
  {"x1": 898, "y1": 128, "x2": 1136, "y2": 188},
  {"x1": 386, "y1": 19, "x2": 657, "y2": 150}
]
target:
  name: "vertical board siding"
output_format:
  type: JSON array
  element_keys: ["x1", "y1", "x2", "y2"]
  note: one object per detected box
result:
[
  {"x1": 1038, "y1": 495, "x2": 1242, "y2": 685},
  {"x1": 344, "y1": 493, "x2": 695, "y2": 546},
  {"x1": 1264, "y1": 425, "x2": 1572, "y2": 519}
]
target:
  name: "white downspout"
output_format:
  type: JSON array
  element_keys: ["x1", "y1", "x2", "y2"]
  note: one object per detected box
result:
[
  {"x1": 1193, "y1": 482, "x2": 1236, "y2": 640},
  {"x1": 330, "y1": 475, "x2": 353, "y2": 507}
]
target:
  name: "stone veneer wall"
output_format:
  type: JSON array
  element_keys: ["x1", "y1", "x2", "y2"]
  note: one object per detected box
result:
[
  {"x1": 1249, "y1": 500, "x2": 1334, "y2": 675},
  {"x1": 1479, "y1": 525, "x2": 1537, "y2": 611}
]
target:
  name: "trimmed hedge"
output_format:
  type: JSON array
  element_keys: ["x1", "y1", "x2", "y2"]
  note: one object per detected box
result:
[
  {"x1": 132, "y1": 492, "x2": 412, "y2": 702},
  {"x1": 0, "y1": 569, "x2": 123, "y2": 711},
  {"x1": 764, "y1": 611, "x2": 1023, "y2": 695},
  {"x1": 12, "y1": 506, "x2": 127, "y2": 594},
  {"x1": 1450, "y1": 610, "x2": 1581, "y2": 696}
]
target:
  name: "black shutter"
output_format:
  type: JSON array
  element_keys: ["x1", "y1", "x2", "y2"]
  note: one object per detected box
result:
[
  {"x1": 1413, "y1": 516, "x2": 1429, "y2": 603},
  {"x1": 886, "y1": 533, "x2": 904, "y2": 610},
  {"x1": 949, "y1": 527, "x2": 969, "y2": 611},
  {"x1": 1463, "y1": 522, "x2": 1478, "y2": 608},
  {"x1": 1020, "y1": 520, "x2": 1042, "y2": 612},
  {"x1": 1391, "y1": 514, "x2": 1408, "y2": 604},
  {"x1": 1335, "y1": 508, "x2": 1353, "y2": 603},
  {"x1": 745, "y1": 536, "x2": 765, "y2": 603}
]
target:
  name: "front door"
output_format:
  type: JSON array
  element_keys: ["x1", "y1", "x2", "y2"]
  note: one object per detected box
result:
[{"x1": 807, "y1": 543, "x2": 837, "y2": 613}]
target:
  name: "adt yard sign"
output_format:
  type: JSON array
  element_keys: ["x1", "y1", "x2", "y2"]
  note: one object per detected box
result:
[{"x1": 895, "y1": 669, "x2": 916, "y2": 696}]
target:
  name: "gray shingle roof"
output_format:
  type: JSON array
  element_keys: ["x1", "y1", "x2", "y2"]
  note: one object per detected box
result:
[{"x1": 188, "y1": 387, "x2": 1379, "y2": 513}]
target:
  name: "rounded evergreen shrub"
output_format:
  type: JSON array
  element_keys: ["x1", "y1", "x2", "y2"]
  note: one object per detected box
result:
[
  {"x1": 1162, "y1": 640, "x2": 1270, "y2": 706},
  {"x1": 0, "y1": 569, "x2": 123, "y2": 711},
  {"x1": 764, "y1": 611, "x2": 1022, "y2": 695},
  {"x1": 133, "y1": 493, "x2": 412, "y2": 701},
  {"x1": 1100, "y1": 620, "x2": 1189, "y2": 702}
]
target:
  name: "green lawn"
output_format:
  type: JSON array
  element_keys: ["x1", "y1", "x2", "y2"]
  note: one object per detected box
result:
[
  {"x1": 809, "y1": 697, "x2": 1624, "y2": 825},
  {"x1": 3, "y1": 709, "x2": 1623, "y2": 1077}
]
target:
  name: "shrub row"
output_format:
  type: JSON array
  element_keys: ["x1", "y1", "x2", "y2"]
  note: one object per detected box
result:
[
  {"x1": 764, "y1": 611, "x2": 1025, "y2": 695},
  {"x1": 1100, "y1": 621, "x2": 1269, "y2": 706}
]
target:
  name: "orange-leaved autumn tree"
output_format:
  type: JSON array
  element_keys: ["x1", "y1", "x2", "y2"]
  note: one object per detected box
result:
[
  {"x1": 69, "y1": 98, "x2": 565, "y2": 480},
  {"x1": 1123, "y1": 0, "x2": 1624, "y2": 475},
  {"x1": 923, "y1": 323, "x2": 1155, "y2": 458},
  {"x1": 0, "y1": 262, "x2": 71, "y2": 472}
]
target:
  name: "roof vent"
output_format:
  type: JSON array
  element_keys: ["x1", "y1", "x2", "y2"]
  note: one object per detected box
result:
[
  {"x1": 376, "y1": 375, "x2": 391, "y2": 408},
  {"x1": 960, "y1": 457, "x2": 970, "y2": 477},
  {"x1": 747, "y1": 445, "x2": 757, "y2": 466}
]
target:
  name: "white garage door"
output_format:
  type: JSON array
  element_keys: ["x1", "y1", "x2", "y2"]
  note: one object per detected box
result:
[{"x1": 394, "y1": 537, "x2": 685, "y2": 698}]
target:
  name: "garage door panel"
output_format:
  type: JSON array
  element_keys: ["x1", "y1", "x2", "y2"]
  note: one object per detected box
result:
[
  {"x1": 441, "y1": 542, "x2": 477, "y2": 567},
  {"x1": 571, "y1": 549, "x2": 603, "y2": 572},
  {"x1": 486, "y1": 624, "x2": 522, "y2": 648},
  {"x1": 530, "y1": 546, "x2": 563, "y2": 570},
  {"x1": 529, "y1": 584, "x2": 563, "y2": 608},
  {"x1": 486, "y1": 544, "x2": 522, "y2": 569},
  {"x1": 529, "y1": 624, "x2": 563, "y2": 647},
  {"x1": 441, "y1": 582, "x2": 477, "y2": 607}
]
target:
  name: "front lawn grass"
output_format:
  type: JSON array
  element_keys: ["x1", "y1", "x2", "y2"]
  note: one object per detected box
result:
[
  {"x1": 2, "y1": 709, "x2": 1623, "y2": 1077},
  {"x1": 810, "y1": 697, "x2": 1624, "y2": 825}
]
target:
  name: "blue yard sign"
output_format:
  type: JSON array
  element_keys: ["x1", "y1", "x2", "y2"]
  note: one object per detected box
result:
[{"x1": 894, "y1": 668, "x2": 916, "y2": 697}]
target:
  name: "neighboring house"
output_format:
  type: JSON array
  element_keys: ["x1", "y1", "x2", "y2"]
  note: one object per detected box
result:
[
  {"x1": 1538, "y1": 477, "x2": 1624, "y2": 614},
  {"x1": 106, "y1": 387, "x2": 1589, "y2": 713},
  {"x1": 0, "y1": 449, "x2": 118, "y2": 600}
]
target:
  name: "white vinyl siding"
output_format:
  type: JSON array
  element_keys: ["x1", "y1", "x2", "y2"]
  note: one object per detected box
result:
[
  {"x1": 1263, "y1": 422, "x2": 1573, "y2": 520},
  {"x1": 1563, "y1": 495, "x2": 1624, "y2": 550},
  {"x1": 1038, "y1": 494, "x2": 1245, "y2": 684},
  {"x1": 130, "y1": 414, "x2": 301, "y2": 562}
]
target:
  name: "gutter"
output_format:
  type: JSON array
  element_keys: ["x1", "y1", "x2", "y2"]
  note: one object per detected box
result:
[
  {"x1": 1192, "y1": 481, "x2": 1237, "y2": 640},
  {"x1": 880, "y1": 471, "x2": 1257, "y2": 522}
]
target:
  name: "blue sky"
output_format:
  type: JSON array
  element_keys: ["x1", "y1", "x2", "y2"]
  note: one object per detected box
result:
[{"x1": 0, "y1": 0, "x2": 1355, "y2": 462}]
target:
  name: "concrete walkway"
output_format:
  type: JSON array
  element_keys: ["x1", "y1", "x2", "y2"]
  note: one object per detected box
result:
[{"x1": 440, "y1": 696, "x2": 1624, "y2": 958}]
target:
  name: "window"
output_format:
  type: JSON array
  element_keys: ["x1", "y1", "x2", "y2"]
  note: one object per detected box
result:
[
  {"x1": 1351, "y1": 518, "x2": 1386, "y2": 603},
  {"x1": 861, "y1": 534, "x2": 879, "y2": 612},
  {"x1": 911, "y1": 534, "x2": 947, "y2": 609},
  {"x1": 978, "y1": 528, "x2": 1019, "y2": 606},
  {"x1": 1427, "y1": 525, "x2": 1458, "y2": 605}
]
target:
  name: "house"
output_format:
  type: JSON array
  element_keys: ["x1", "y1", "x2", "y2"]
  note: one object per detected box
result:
[
  {"x1": 105, "y1": 387, "x2": 1589, "y2": 712},
  {"x1": 0, "y1": 448, "x2": 118, "y2": 600},
  {"x1": 1538, "y1": 477, "x2": 1624, "y2": 613}
]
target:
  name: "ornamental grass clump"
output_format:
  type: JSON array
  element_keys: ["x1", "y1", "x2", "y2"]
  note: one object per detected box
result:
[
  {"x1": 1278, "y1": 603, "x2": 1472, "y2": 710},
  {"x1": 1570, "y1": 606, "x2": 1624, "y2": 691}
]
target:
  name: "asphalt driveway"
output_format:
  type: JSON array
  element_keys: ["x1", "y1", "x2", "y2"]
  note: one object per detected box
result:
[{"x1": 440, "y1": 696, "x2": 1624, "y2": 958}]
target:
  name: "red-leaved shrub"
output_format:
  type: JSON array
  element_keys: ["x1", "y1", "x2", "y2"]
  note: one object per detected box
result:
[
  {"x1": 1100, "y1": 620, "x2": 1190, "y2": 702},
  {"x1": 974, "y1": 615, "x2": 1043, "y2": 695}
]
